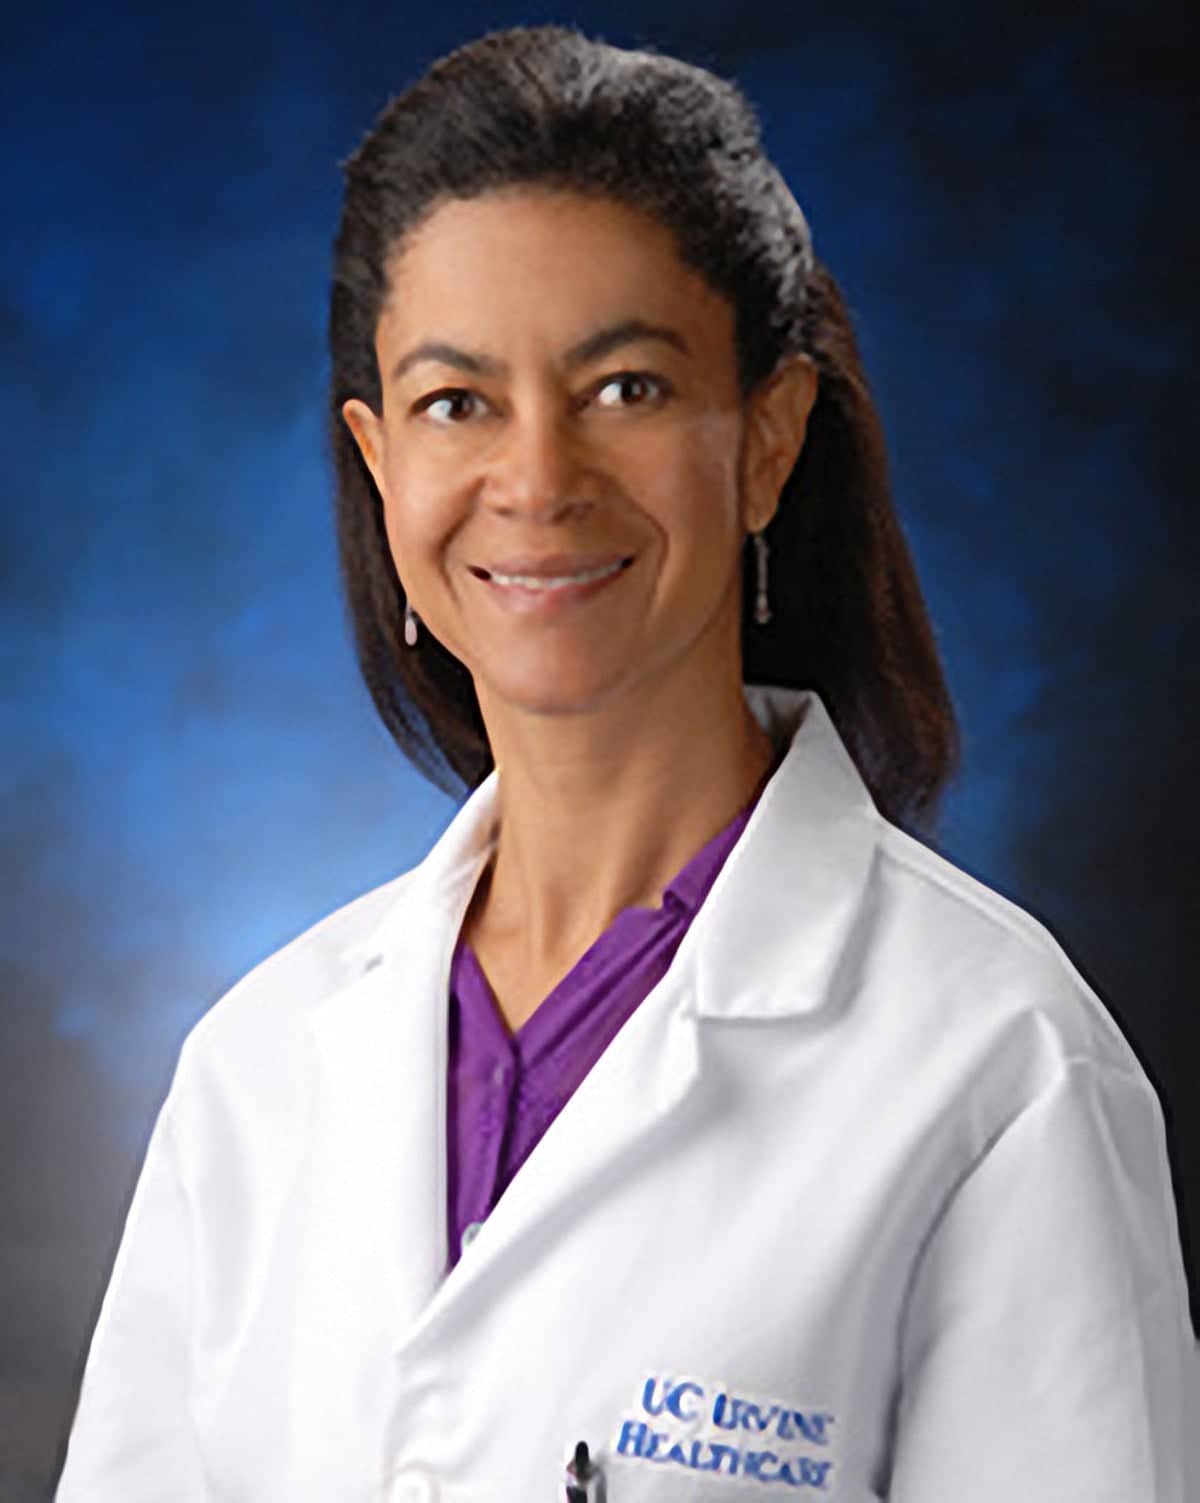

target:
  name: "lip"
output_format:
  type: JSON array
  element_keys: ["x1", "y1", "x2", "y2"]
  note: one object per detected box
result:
[{"x1": 470, "y1": 552, "x2": 635, "y2": 579}]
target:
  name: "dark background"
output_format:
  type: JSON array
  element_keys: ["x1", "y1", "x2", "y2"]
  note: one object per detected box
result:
[{"x1": 2, "y1": 1, "x2": 1197, "y2": 1494}]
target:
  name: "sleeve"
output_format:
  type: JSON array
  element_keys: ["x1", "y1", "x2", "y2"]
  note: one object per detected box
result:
[
  {"x1": 890, "y1": 1057, "x2": 1198, "y2": 1502},
  {"x1": 56, "y1": 1091, "x2": 206, "y2": 1501}
]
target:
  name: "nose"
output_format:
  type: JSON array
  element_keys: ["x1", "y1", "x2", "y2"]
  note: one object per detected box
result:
[{"x1": 481, "y1": 398, "x2": 591, "y2": 521}]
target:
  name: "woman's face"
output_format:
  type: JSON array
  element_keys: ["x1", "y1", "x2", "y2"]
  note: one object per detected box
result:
[{"x1": 343, "y1": 187, "x2": 815, "y2": 722}]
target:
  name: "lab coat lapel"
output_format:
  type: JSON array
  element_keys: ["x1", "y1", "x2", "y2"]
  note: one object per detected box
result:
[
  {"x1": 304, "y1": 808, "x2": 498, "y2": 1349},
  {"x1": 401, "y1": 936, "x2": 705, "y2": 1353},
  {"x1": 304, "y1": 939, "x2": 445, "y2": 1345}
]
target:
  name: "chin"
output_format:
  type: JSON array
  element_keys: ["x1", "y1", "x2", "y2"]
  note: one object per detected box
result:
[{"x1": 481, "y1": 658, "x2": 633, "y2": 720}]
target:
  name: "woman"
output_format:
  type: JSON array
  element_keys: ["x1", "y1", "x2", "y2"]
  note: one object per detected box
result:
[{"x1": 58, "y1": 23, "x2": 1195, "y2": 1502}]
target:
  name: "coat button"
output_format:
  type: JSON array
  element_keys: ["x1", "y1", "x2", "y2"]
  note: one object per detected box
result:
[{"x1": 388, "y1": 1467, "x2": 438, "y2": 1503}]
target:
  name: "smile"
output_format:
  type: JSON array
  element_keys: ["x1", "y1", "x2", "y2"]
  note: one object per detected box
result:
[{"x1": 477, "y1": 556, "x2": 635, "y2": 614}]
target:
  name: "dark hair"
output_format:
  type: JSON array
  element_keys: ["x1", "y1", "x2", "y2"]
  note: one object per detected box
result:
[{"x1": 329, "y1": 22, "x2": 961, "y2": 839}]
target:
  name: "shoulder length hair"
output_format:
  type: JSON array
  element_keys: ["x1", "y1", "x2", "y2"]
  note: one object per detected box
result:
[{"x1": 329, "y1": 23, "x2": 961, "y2": 840}]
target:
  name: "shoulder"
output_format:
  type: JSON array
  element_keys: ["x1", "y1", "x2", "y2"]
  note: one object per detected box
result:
[
  {"x1": 168, "y1": 869, "x2": 416, "y2": 1100},
  {"x1": 861, "y1": 816, "x2": 1147, "y2": 1083}
]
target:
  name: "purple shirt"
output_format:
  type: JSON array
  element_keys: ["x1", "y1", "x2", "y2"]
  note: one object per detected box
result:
[{"x1": 445, "y1": 780, "x2": 770, "y2": 1270}]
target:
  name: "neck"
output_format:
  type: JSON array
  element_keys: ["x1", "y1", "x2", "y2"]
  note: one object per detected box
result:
[{"x1": 465, "y1": 668, "x2": 778, "y2": 976}]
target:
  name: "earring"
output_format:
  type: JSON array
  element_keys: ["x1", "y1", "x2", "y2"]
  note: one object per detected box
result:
[
  {"x1": 752, "y1": 528, "x2": 771, "y2": 626},
  {"x1": 404, "y1": 600, "x2": 419, "y2": 647}
]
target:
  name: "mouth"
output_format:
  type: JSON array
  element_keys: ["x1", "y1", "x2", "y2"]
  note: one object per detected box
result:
[{"x1": 471, "y1": 555, "x2": 637, "y2": 613}]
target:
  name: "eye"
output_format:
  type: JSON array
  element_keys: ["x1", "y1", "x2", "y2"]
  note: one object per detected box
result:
[
  {"x1": 413, "y1": 388, "x2": 481, "y2": 424},
  {"x1": 593, "y1": 371, "x2": 670, "y2": 409}
]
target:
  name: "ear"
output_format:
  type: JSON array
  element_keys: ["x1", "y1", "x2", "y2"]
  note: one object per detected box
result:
[
  {"x1": 740, "y1": 355, "x2": 819, "y2": 532},
  {"x1": 341, "y1": 397, "x2": 390, "y2": 502}
]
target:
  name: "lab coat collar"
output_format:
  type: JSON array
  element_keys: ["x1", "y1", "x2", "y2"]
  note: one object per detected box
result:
[
  {"x1": 352, "y1": 682, "x2": 882, "y2": 1023},
  {"x1": 687, "y1": 683, "x2": 882, "y2": 1021}
]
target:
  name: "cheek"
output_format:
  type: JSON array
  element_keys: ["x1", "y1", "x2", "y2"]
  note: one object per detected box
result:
[
  {"x1": 377, "y1": 464, "x2": 462, "y2": 586},
  {"x1": 661, "y1": 431, "x2": 744, "y2": 549}
]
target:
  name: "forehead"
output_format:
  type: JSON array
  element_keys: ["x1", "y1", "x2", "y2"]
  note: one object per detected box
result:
[{"x1": 380, "y1": 187, "x2": 734, "y2": 348}]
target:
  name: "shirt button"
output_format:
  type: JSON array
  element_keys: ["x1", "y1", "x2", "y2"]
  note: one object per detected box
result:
[
  {"x1": 462, "y1": 1219, "x2": 484, "y2": 1248},
  {"x1": 388, "y1": 1467, "x2": 438, "y2": 1503},
  {"x1": 492, "y1": 1062, "x2": 508, "y2": 1087}
]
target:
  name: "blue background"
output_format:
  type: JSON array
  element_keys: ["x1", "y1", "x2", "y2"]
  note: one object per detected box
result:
[{"x1": 3, "y1": 1, "x2": 1196, "y2": 1492}]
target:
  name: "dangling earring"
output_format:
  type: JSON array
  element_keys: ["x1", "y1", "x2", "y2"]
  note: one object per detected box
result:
[
  {"x1": 404, "y1": 600, "x2": 419, "y2": 647},
  {"x1": 752, "y1": 528, "x2": 771, "y2": 626}
]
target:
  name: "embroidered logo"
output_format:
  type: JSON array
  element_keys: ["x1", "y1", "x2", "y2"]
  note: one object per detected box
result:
[{"x1": 611, "y1": 1375, "x2": 836, "y2": 1489}]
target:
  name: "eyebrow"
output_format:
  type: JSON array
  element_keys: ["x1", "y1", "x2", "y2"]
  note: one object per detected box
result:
[{"x1": 389, "y1": 318, "x2": 690, "y2": 385}]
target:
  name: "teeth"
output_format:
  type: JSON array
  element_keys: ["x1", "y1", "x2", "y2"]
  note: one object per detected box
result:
[{"x1": 489, "y1": 559, "x2": 626, "y2": 590}]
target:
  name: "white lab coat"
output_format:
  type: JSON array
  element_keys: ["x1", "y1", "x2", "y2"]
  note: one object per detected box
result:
[{"x1": 58, "y1": 685, "x2": 1197, "y2": 1503}]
